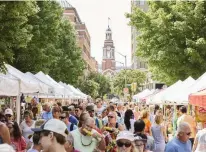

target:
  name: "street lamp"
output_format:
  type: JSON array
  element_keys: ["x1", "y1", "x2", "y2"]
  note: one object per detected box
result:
[{"x1": 115, "y1": 51, "x2": 127, "y2": 68}]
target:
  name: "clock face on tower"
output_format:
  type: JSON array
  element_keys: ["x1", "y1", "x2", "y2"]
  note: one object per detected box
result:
[{"x1": 106, "y1": 46, "x2": 111, "y2": 50}]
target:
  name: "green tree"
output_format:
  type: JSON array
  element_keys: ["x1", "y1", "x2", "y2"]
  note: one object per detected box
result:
[
  {"x1": 0, "y1": 1, "x2": 38, "y2": 72},
  {"x1": 113, "y1": 69, "x2": 146, "y2": 95},
  {"x1": 49, "y1": 19, "x2": 84, "y2": 85},
  {"x1": 128, "y1": 1, "x2": 206, "y2": 84},
  {"x1": 77, "y1": 79, "x2": 100, "y2": 98},
  {"x1": 88, "y1": 72, "x2": 111, "y2": 97},
  {"x1": 12, "y1": 1, "x2": 63, "y2": 73},
  {"x1": 9, "y1": 1, "x2": 84, "y2": 85}
]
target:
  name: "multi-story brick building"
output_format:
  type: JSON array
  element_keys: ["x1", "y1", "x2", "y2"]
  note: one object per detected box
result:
[{"x1": 59, "y1": 0, "x2": 98, "y2": 73}]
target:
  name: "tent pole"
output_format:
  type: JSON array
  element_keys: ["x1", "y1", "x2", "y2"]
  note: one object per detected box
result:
[{"x1": 16, "y1": 80, "x2": 21, "y2": 124}]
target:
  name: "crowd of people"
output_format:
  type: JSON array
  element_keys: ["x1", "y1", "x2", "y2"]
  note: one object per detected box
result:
[{"x1": 0, "y1": 98, "x2": 205, "y2": 152}]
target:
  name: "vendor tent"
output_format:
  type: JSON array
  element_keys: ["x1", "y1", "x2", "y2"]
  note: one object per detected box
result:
[
  {"x1": 146, "y1": 89, "x2": 163, "y2": 104},
  {"x1": 151, "y1": 80, "x2": 182, "y2": 104},
  {"x1": 0, "y1": 75, "x2": 19, "y2": 96},
  {"x1": 189, "y1": 89, "x2": 206, "y2": 108},
  {"x1": 133, "y1": 89, "x2": 152, "y2": 102},
  {"x1": 3, "y1": 65, "x2": 49, "y2": 94},
  {"x1": 59, "y1": 82, "x2": 87, "y2": 99},
  {"x1": 164, "y1": 76, "x2": 195, "y2": 104},
  {"x1": 45, "y1": 75, "x2": 74, "y2": 98},
  {"x1": 35, "y1": 72, "x2": 65, "y2": 98},
  {"x1": 174, "y1": 72, "x2": 206, "y2": 103}
]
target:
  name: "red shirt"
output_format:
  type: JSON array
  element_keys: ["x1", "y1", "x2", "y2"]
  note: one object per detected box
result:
[{"x1": 11, "y1": 136, "x2": 26, "y2": 152}]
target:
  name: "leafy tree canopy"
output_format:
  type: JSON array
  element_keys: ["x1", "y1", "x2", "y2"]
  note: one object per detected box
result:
[
  {"x1": 128, "y1": 1, "x2": 206, "y2": 85},
  {"x1": 0, "y1": 1, "x2": 84, "y2": 85},
  {"x1": 113, "y1": 69, "x2": 146, "y2": 95},
  {"x1": 88, "y1": 72, "x2": 111, "y2": 97},
  {"x1": 0, "y1": 1, "x2": 38, "y2": 72},
  {"x1": 77, "y1": 79, "x2": 100, "y2": 99},
  {"x1": 77, "y1": 72, "x2": 111, "y2": 98}
]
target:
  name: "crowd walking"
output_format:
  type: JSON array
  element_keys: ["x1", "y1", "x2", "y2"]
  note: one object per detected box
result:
[{"x1": 0, "y1": 98, "x2": 205, "y2": 152}]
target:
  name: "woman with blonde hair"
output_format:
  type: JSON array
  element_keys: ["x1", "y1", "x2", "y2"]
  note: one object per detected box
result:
[
  {"x1": 20, "y1": 110, "x2": 35, "y2": 145},
  {"x1": 140, "y1": 110, "x2": 152, "y2": 136},
  {"x1": 151, "y1": 115, "x2": 167, "y2": 152}
]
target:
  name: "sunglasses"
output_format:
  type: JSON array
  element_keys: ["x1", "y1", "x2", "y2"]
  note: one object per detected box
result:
[
  {"x1": 88, "y1": 110, "x2": 95, "y2": 113},
  {"x1": 5, "y1": 115, "x2": 12, "y2": 117},
  {"x1": 117, "y1": 141, "x2": 132, "y2": 148},
  {"x1": 108, "y1": 116, "x2": 114, "y2": 119},
  {"x1": 60, "y1": 117, "x2": 66, "y2": 120}
]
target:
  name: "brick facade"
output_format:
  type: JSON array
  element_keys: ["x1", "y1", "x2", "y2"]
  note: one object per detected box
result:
[{"x1": 63, "y1": 8, "x2": 98, "y2": 72}]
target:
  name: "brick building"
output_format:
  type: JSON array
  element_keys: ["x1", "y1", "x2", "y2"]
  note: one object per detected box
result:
[{"x1": 59, "y1": 0, "x2": 98, "y2": 73}]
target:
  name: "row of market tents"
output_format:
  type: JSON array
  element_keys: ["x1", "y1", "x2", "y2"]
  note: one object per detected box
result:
[
  {"x1": 133, "y1": 73, "x2": 206, "y2": 108},
  {"x1": 0, "y1": 64, "x2": 88, "y2": 99}
]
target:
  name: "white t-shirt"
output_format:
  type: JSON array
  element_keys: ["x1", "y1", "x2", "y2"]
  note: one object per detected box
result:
[
  {"x1": 0, "y1": 144, "x2": 15, "y2": 152},
  {"x1": 96, "y1": 106, "x2": 105, "y2": 115},
  {"x1": 195, "y1": 129, "x2": 206, "y2": 152},
  {"x1": 20, "y1": 120, "x2": 35, "y2": 144}
]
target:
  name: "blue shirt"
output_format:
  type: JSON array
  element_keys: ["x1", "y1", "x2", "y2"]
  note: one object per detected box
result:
[
  {"x1": 67, "y1": 123, "x2": 78, "y2": 132},
  {"x1": 165, "y1": 137, "x2": 191, "y2": 152},
  {"x1": 41, "y1": 111, "x2": 53, "y2": 120},
  {"x1": 69, "y1": 115, "x2": 79, "y2": 126}
]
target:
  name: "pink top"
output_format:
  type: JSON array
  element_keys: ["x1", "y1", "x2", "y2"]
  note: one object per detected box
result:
[{"x1": 11, "y1": 136, "x2": 26, "y2": 152}]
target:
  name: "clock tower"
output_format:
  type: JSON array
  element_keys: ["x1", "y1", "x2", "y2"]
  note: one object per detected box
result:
[{"x1": 102, "y1": 25, "x2": 116, "y2": 76}]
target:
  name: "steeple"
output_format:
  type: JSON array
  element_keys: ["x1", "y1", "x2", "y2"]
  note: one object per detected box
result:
[
  {"x1": 102, "y1": 19, "x2": 116, "y2": 75},
  {"x1": 106, "y1": 18, "x2": 112, "y2": 40}
]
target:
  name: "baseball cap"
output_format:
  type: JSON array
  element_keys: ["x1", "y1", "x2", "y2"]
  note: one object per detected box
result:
[
  {"x1": 5, "y1": 108, "x2": 13, "y2": 116},
  {"x1": 116, "y1": 131, "x2": 135, "y2": 142},
  {"x1": 32, "y1": 119, "x2": 67, "y2": 137}
]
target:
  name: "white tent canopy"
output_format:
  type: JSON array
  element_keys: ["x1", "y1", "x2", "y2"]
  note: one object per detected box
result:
[
  {"x1": 34, "y1": 72, "x2": 66, "y2": 98},
  {"x1": 0, "y1": 75, "x2": 19, "y2": 96},
  {"x1": 164, "y1": 76, "x2": 196, "y2": 104},
  {"x1": 150, "y1": 80, "x2": 182, "y2": 104},
  {"x1": 133, "y1": 89, "x2": 151, "y2": 101},
  {"x1": 59, "y1": 82, "x2": 87, "y2": 99},
  {"x1": 25, "y1": 72, "x2": 59, "y2": 98},
  {"x1": 2, "y1": 65, "x2": 49, "y2": 94},
  {"x1": 45, "y1": 74, "x2": 74, "y2": 98},
  {"x1": 173, "y1": 72, "x2": 206, "y2": 103}
]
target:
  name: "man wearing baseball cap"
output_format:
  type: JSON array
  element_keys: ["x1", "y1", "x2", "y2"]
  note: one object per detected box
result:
[
  {"x1": 32, "y1": 119, "x2": 68, "y2": 152},
  {"x1": 4, "y1": 108, "x2": 13, "y2": 121}
]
